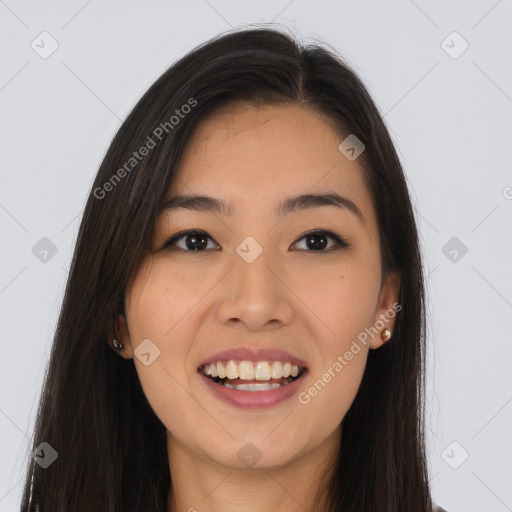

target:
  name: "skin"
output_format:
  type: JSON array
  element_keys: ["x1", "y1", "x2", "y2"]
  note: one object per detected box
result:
[{"x1": 115, "y1": 104, "x2": 401, "y2": 512}]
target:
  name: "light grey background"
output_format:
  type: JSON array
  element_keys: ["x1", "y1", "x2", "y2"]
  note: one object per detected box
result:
[{"x1": 1, "y1": 1, "x2": 511, "y2": 511}]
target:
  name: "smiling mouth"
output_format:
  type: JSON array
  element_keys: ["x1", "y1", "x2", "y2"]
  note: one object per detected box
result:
[{"x1": 198, "y1": 360, "x2": 307, "y2": 391}]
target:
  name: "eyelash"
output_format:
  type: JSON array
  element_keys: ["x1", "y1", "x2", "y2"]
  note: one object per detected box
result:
[{"x1": 162, "y1": 229, "x2": 350, "y2": 253}]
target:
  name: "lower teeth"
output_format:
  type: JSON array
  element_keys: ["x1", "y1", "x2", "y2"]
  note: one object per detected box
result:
[
  {"x1": 204, "y1": 372, "x2": 302, "y2": 392},
  {"x1": 216, "y1": 376, "x2": 296, "y2": 391},
  {"x1": 223, "y1": 382, "x2": 283, "y2": 391}
]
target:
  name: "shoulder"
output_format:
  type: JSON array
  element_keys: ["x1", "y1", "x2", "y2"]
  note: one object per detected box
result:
[{"x1": 432, "y1": 504, "x2": 452, "y2": 512}]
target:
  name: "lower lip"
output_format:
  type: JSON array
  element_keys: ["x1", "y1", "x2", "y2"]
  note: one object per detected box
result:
[{"x1": 199, "y1": 372, "x2": 307, "y2": 409}]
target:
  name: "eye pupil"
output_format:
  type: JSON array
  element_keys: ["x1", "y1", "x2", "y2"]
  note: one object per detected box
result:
[
  {"x1": 306, "y1": 233, "x2": 328, "y2": 250},
  {"x1": 186, "y1": 233, "x2": 208, "y2": 250}
]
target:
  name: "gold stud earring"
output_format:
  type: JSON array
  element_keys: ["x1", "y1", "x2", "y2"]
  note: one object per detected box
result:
[{"x1": 380, "y1": 328, "x2": 391, "y2": 342}]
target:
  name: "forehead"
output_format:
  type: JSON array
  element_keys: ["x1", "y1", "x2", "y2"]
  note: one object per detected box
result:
[{"x1": 168, "y1": 105, "x2": 376, "y2": 227}]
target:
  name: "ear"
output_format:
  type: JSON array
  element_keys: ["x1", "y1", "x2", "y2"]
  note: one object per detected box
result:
[
  {"x1": 369, "y1": 269, "x2": 401, "y2": 350},
  {"x1": 112, "y1": 313, "x2": 134, "y2": 359}
]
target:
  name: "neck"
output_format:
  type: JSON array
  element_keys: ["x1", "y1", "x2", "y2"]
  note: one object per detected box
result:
[{"x1": 166, "y1": 429, "x2": 340, "y2": 512}]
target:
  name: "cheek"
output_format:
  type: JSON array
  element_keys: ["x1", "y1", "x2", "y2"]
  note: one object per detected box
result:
[
  {"x1": 294, "y1": 336, "x2": 368, "y2": 452},
  {"x1": 291, "y1": 260, "x2": 377, "y2": 429},
  {"x1": 124, "y1": 264, "x2": 209, "y2": 440},
  {"x1": 126, "y1": 257, "x2": 212, "y2": 341},
  {"x1": 123, "y1": 259, "x2": 200, "y2": 408},
  {"x1": 293, "y1": 258, "x2": 380, "y2": 344}
]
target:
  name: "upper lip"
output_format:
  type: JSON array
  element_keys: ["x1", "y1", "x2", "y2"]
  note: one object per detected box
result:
[{"x1": 198, "y1": 347, "x2": 308, "y2": 370}]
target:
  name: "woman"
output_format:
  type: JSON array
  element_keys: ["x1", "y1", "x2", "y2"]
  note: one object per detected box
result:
[{"x1": 20, "y1": 26, "x2": 450, "y2": 511}]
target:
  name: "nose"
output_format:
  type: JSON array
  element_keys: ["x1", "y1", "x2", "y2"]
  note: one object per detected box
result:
[{"x1": 215, "y1": 244, "x2": 294, "y2": 331}]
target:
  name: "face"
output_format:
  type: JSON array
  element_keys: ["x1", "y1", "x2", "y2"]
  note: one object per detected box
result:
[{"x1": 116, "y1": 104, "x2": 400, "y2": 471}]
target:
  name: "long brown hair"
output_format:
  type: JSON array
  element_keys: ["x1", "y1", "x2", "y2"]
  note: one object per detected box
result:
[{"x1": 20, "y1": 25, "x2": 431, "y2": 511}]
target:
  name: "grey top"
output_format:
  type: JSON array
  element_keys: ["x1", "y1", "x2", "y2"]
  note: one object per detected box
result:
[{"x1": 433, "y1": 504, "x2": 451, "y2": 512}]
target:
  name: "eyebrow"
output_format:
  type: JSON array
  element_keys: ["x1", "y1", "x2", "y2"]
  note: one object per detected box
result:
[{"x1": 160, "y1": 192, "x2": 365, "y2": 224}]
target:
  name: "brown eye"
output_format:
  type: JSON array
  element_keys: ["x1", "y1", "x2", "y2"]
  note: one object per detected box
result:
[
  {"x1": 291, "y1": 230, "x2": 349, "y2": 252},
  {"x1": 163, "y1": 230, "x2": 219, "y2": 252}
]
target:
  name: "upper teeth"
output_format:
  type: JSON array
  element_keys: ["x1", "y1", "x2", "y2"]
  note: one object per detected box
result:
[{"x1": 201, "y1": 360, "x2": 301, "y2": 380}]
